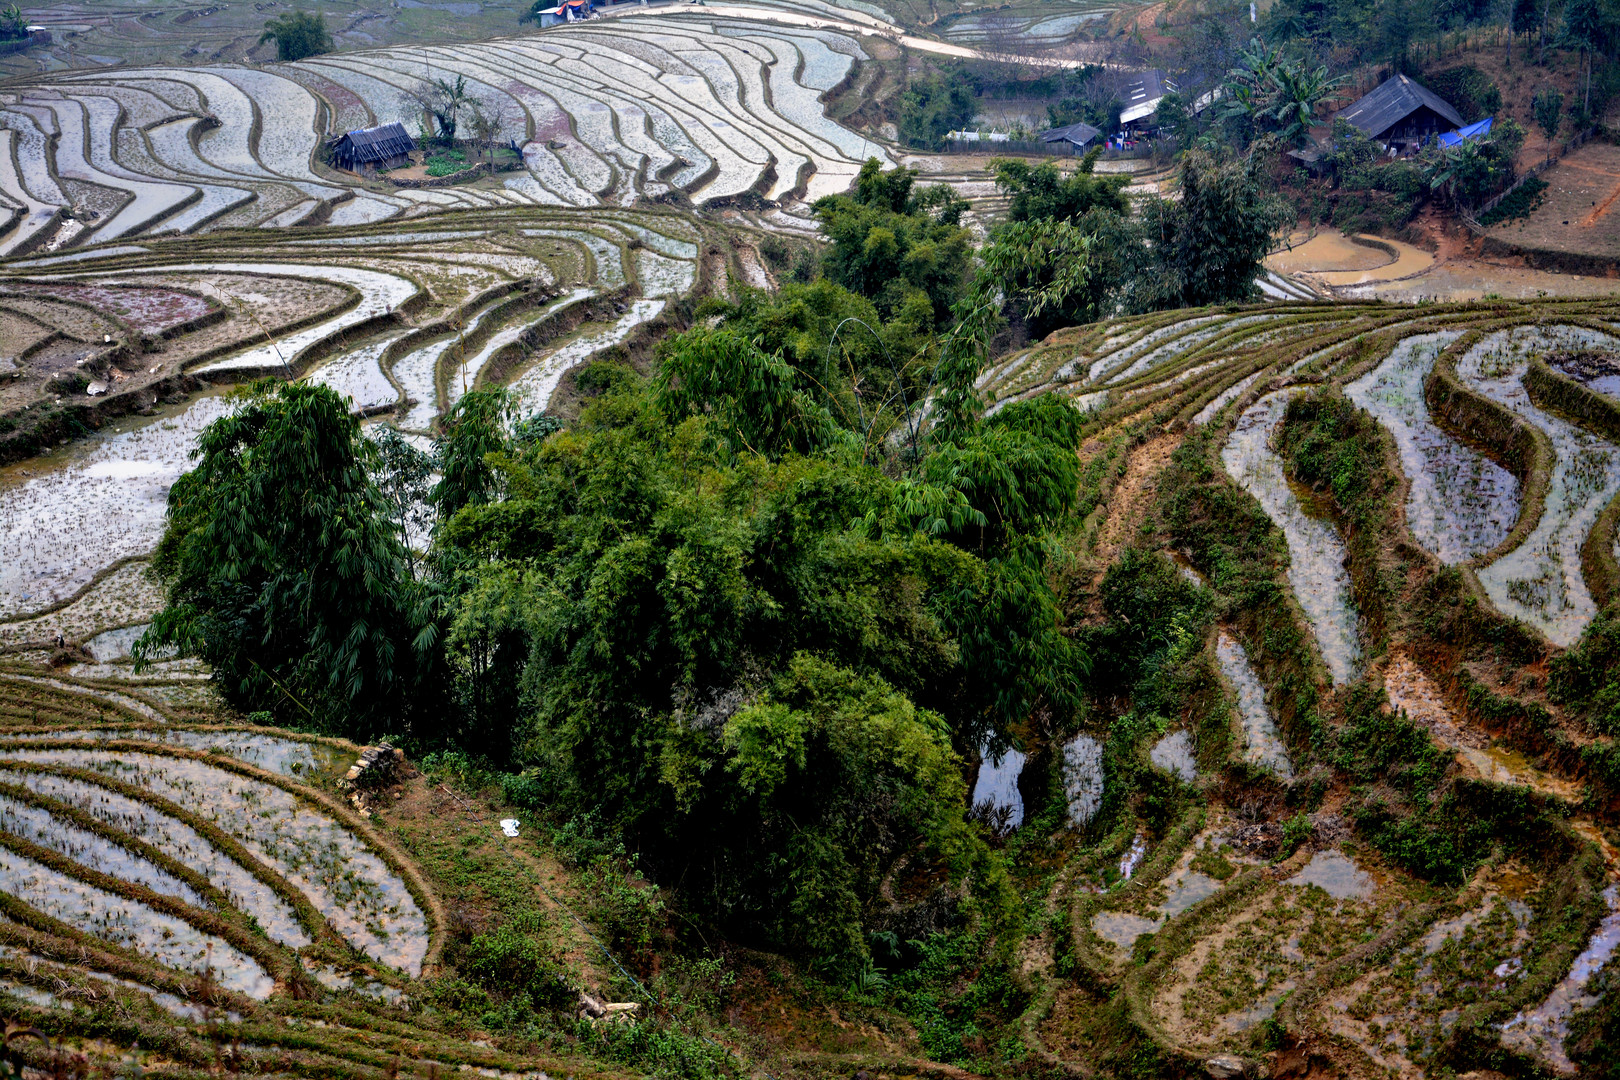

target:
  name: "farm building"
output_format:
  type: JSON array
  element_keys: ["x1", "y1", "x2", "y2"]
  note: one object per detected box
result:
[
  {"x1": 1039, "y1": 121, "x2": 1101, "y2": 152},
  {"x1": 1119, "y1": 69, "x2": 1175, "y2": 131},
  {"x1": 329, "y1": 123, "x2": 415, "y2": 173},
  {"x1": 1334, "y1": 74, "x2": 1465, "y2": 149}
]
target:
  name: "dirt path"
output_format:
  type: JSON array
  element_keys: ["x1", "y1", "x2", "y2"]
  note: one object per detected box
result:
[
  {"x1": 1583, "y1": 177, "x2": 1620, "y2": 226},
  {"x1": 1089, "y1": 433, "x2": 1179, "y2": 592},
  {"x1": 391, "y1": 780, "x2": 616, "y2": 993}
]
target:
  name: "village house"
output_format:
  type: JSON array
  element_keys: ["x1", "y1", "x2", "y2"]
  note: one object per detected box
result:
[
  {"x1": 1334, "y1": 74, "x2": 1466, "y2": 152},
  {"x1": 329, "y1": 122, "x2": 416, "y2": 174}
]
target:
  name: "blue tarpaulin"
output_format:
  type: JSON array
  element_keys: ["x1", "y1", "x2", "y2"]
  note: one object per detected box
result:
[{"x1": 1438, "y1": 117, "x2": 1492, "y2": 147}]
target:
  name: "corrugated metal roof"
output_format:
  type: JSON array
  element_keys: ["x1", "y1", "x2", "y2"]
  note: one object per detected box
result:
[
  {"x1": 1040, "y1": 121, "x2": 1100, "y2": 145},
  {"x1": 1335, "y1": 75, "x2": 1465, "y2": 138},
  {"x1": 334, "y1": 122, "x2": 415, "y2": 163},
  {"x1": 1119, "y1": 68, "x2": 1174, "y2": 125}
]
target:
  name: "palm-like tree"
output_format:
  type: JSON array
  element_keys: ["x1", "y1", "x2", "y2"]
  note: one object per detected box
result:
[
  {"x1": 0, "y1": 5, "x2": 26, "y2": 41},
  {"x1": 1265, "y1": 62, "x2": 1345, "y2": 147}
]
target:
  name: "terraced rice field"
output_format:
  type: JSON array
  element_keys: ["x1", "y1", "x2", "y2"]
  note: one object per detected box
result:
[
  {"x1": 0, "y1": 11, "x2": 881, "y2": 253},
  {"x1": 0, "y1": 661, "x2": 660, "y2": 1080},
  {"x1": 972, "y1": 295, "x2": 1620, "y2": 1077},
  {"x1": 0, "y1": 204, "x2": 780, "y2": 639}
]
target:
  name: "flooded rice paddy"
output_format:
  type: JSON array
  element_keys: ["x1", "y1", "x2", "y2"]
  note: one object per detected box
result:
[
  {"x1": 1501, "y1": 885, "x2": 1620, "y2": 1072},
  {"x1": 1149, "y1": 730, "x2": 1196, "y2": 782},
  {"x1": 0, "y1": 845, "x2": 274, "y2": 997},
  {"x1": 0, "y1": 749, "x2": 425, "y2": 972},
  {"x1": 1345, "y1": 332, "x2": 1518, "y2": 563},
  {"x1": 971, "y1": 745, "x2": 1024, "y2": 828},
  {"x1": 1223, "y1": 391, "x2": 1363, "y2": 685},
  {"x1": 0, "y1": 766, "x2": 311, "y2": 948},
  {"x1": 1460, "y1": 327, "x2": 1620, "y2": 646},
  {"x1": 1063, "y1": 735, "x2": 1104, "y2": 826},
  {"x1": 1216, "y1": 631, "x2": 1293, "y2": 778},
  {"x1": 0, "y1": 392, "x2": 232, "y2": 619},
  {"x1": 0, "y1": 791, "x2": 202, "y2": 906}
]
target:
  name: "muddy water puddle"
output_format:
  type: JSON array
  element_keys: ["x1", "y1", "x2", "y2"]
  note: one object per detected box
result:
[
  {"x1": 1459, "y1": 745, "x2": 1582, "y2": 800},
  {"x1": 1092, "y1": 910, "x2": 1160, "y2": 949},
  {"x1": 1460, "y1": 326, "x2": 1620, "y2": 646},
  {"x1": 1285, "y1": 850, "x2": 1375, "y2": 900},
  {"x1": 0, "y1": 390, "x2": 233, "y2": 619},
  {"x1": 1267, "y1": 231, "x2": 1394, "y2": 276},
  {"x1": 1548, "y1": 349, "x2": 1620, "y2": 399},
  {"x1": 1346, "y1": 332, "x2": 1517, "y2": 562},
  {"x1": 1383, "y1": 653, "x2": 1484, "y2": 751},
  {"x1": 1223, "y1": 391, "x2": 1363, "y2": 684},
  {"x1": 1216, "y1": 631, "x2": 1292, "y2": 777}
]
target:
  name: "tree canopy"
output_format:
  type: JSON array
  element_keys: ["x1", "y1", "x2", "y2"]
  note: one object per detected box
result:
[
  {"x1": 139, "y1": 381, "x2": 432, "y2": 735},
  {"x1": 813, "y1": 160, "x2": 973, "y2": 327},
  {"x1": 258, "y1": 11, "x2": 332, "y2": 61}
]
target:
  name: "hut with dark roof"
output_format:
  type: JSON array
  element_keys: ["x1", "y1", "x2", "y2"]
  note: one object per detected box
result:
[
  {"x1": 330, "y1": 123, "x2": 415, "y2": 174},
  {"x1": 1335, "y1": 75, "x2": 1465, "y2": 149},
  {"x1": 1039, "y1": 121, "x2": 1102, "y2": 153}
]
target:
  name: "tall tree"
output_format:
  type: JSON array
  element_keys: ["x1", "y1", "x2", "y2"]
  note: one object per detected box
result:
[
  {"x1": 1137, "y1": 145, "x2": 1291, "y2": 308},
  {"x1": 1534, "y1": 84, "x2": 1564, "y2": 159},
  {"x1": 990, "y1": 151, "x2": 1132, "y2": 223},
  {"x1": 139, "y1": 382, "x2": 432, "y2": 735},
  {"x1": 1563, "y1": 0, "x2": 1606, "y2": 114},
  {"x1": 812, "y1": 160, "x2": 972, "y2": 327}
]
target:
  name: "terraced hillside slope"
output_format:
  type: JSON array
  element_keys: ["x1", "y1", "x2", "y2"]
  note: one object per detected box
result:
[
  {"x1": 0, "y1": 12, "x2": 880, "y2": 249},
  {"x1": 965, "y1": 297, "x2": 1620, "y2": 1078},
  {"x1": 0, "y1": 662, "x2": 672, "y2": 1080},
  {"x1": 9, "y1": 267, "x2": 1620, "y2": 1076},
  {"x1": 0, "y1": 206, "x2": 792, "y2": 464}
]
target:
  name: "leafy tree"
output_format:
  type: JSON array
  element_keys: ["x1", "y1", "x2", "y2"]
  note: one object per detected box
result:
[
  {"x1": 429, "y1": 356, "x2": 1077, "y2": 968},
  {"x1": 1533, "y1": 84, "x2": 1564, "y2": 160},
  {"x1": 433, "y1": 387, "x2": 514, "y2": 520},
  {"x1": 138, "y1": 382, "x2": 432, "y2": 736},
  {"x1": 417, "y1": 73, "x2": 471, "y2": 144},
  {"x1": 973, "y1": 217, "x2": 1095, "y2": 339},
  {"x1": 699, "y1": 280, "x2": 935, "y2": 454},
  {"x1": 989, "y1": 151, "x2": 1131, "y2": 224},
  {"x1": 370, "y1": 425, "x2": 435, "y2": 578},
  {"x1": 1219, "y1": 37, "x2": 1343, "y2": 146},
  {"x1": 1264, "y1": 59, "x2": 1344, "y2": 146},
  {"x1": 1421, "y1": 118, "x2": 1525, "y2": 205},
  {"x1": 1136, "y1": 145, "x2": 1291, "y2": 308},
  {"x1": 257, "y1": 11, "x2": 332, "y2": 61},
  {"x1": 895, "y1": 72, "x2": 976, "y2": 149},
  {"x1": 812, "y1": 160, "x2": 972, "y2": 326}
]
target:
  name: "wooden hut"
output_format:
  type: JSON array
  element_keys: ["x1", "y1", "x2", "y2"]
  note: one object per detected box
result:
[
  {"x1": 330, "y1": 123, "x2": 415, "y2": 174},
  {"x1": 1038, "y1": 121, "x2": 1102, "y2": 153},
  {"x1": 1335, "y1": 75, "x2": 1465, "y2": 151}
]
